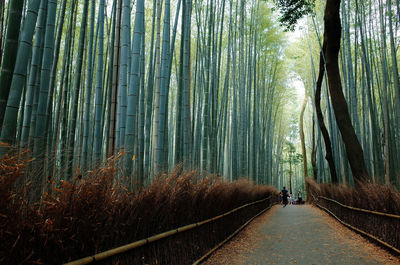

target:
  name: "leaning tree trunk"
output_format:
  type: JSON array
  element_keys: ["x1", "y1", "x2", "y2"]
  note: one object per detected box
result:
[
  {"x1": 315, "y1": 42, "x2": 338, "y2": 184},
  {"x1": 323, "y1": 0, "x2": 370, "y2": 184}
]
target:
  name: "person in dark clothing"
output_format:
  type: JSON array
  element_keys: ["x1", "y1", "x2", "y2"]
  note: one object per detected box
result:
[{"x1": 281, "y1": 186, "x2": 289, "y2": 207}]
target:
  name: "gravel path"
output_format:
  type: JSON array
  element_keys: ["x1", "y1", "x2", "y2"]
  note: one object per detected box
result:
[{"x1": 203, "y1": 204, "x2": 399, "y2": 265}]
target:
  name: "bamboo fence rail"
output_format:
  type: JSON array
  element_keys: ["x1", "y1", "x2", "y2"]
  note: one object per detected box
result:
[
  {"x1": 192, "y1": 203, "x2": 275, "y2": 265},
  {"x1": 64, "y1": 194, "x2": 277, "y2": 265},
  {"x1": 318, "y1": 196, "x2": 400, "y2": 219},
  {"x1": 316, "y1": 196, "x2": 400, "y2": 255}
]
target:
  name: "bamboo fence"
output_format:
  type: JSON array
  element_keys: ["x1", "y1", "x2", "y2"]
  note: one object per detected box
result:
[
  {"x1": 315, "y1": 196, "x2": 400, "y2": 254},
  {"x1": 64, "y1": 194, "x2": 277, "y2": 265}
]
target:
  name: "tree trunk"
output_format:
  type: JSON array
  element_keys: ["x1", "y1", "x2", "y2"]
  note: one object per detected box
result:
[
  {"x1": 323, "y1": 0, "x2": 370, "y2": 183},
  {"x1": 315, "y1": 42, "x2": 338, "y2": 184},
  {"x1": 311, "y1": 116, "x2": 317, "y2": 179},
  {"x1": 299, "y1": 95, "x2": 308, "y2": 179}
]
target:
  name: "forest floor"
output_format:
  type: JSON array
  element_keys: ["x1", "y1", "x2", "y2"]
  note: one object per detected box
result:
[{"x1": 203, "y1": 204, "x2": 400, "y2": 265}]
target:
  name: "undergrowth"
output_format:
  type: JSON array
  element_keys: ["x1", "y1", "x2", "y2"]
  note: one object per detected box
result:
[
  {"x1": 307, "y1": 178, "x2": 400, "y2": 215},
  {"x1": 0, "y1": 154, "x2": 277, "y2": 264}
]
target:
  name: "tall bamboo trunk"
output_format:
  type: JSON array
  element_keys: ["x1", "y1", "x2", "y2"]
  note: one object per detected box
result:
[
  {"x1": 0, "y1": 0, "x2": 41, "y2": 146},
  {"x1": 0, "y1": 0, "x2": 4, "y2": 66},
  {"x1": 153, "y1": 0, "x2": 163, "y2": 172},
  {"x1": 81, "y1": 0, "x2": 96, "y2": 169},
  {"x1": 155, "y1": 0, "x2": 170, "y2": 172},
  {"x1": 107, "y1": 0, "x2": 122, "y2": 157},
  {"x1": 125, "y1": 0, "x2": 144, "y2": 176},
  {"x1": 93, "y1": 0, "x2": 105, "y2": 163},
  {"x1": 67, "y1": 0, "x2": 89, "y2": 176},
  {"x1": 0, "y1": 0, "x2": 24, "y2": 127}
]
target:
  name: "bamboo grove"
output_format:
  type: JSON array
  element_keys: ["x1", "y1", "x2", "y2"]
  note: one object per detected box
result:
[
  {"x1": 1, "y1": 0, "x2": 399, "y2": 195},
  {"x1": 0, "y1": 0, "x2": 289, "y2": 193},
  {"x1": 291, "y1": 0, "x2": 400, "y2": 187}
]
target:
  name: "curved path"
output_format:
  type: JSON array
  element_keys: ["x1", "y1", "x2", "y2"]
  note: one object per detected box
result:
[{"x1": 204, "y1": 204, "x2": 399, "y2": 265}]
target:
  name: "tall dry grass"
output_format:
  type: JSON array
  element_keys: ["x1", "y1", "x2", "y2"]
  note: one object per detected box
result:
[
  {"x1": 0, "y1": 154, "x2": 277, "y2": 264},
  {"x1": 307, "y1": 178, "x2": 400, "y2": 215}
]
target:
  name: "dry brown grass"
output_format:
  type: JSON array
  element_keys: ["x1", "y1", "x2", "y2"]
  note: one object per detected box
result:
[
  {"x1": 307, "y1": 178, "x2": 400, "y2": 215},
  {"x1": 0, "y1": 155, "x2": 277, "y2": 264}
]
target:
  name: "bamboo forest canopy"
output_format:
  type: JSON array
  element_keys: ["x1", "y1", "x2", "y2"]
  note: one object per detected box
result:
[{"x1": 0, "y1": 0, "x2": 399, "y2": 194}]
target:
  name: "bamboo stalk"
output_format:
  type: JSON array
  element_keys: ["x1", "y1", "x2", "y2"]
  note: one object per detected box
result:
[
  {"x1": 318, "y1": 196, "x2": 400, "y2": 219},
  {"x1": 64, "y1": 195, "x2": 276, "y2": 265}
]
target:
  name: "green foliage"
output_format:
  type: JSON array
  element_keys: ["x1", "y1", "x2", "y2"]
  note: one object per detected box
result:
[
  {"x1": 282, "y1": 141, "x2": 303, "y2": 165},
  {"x1": 273, "y1": 0, "x2": 315, "y2": 31}
]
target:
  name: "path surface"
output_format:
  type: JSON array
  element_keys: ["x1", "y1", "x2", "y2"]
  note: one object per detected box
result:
[{"x1": 204, "y1": 204, "x2": 399, "y2": 265}]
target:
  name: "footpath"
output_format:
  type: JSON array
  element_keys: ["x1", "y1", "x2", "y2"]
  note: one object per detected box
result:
[{"x1": 204, "y1": 204, "x2": 399, "y2": 265}]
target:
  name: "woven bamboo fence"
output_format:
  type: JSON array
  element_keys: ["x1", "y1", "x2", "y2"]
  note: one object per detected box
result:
[{"x1": 64, "y1": 194, "x2": 278, "y2": 265}]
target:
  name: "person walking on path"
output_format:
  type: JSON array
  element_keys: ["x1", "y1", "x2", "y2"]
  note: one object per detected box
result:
[
  {"x1": 281, "y1": 187, "x2": 289, "y2": 207},
  {"x1": 297, "y1": 189, "x2": 303, "y2": 204}
]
